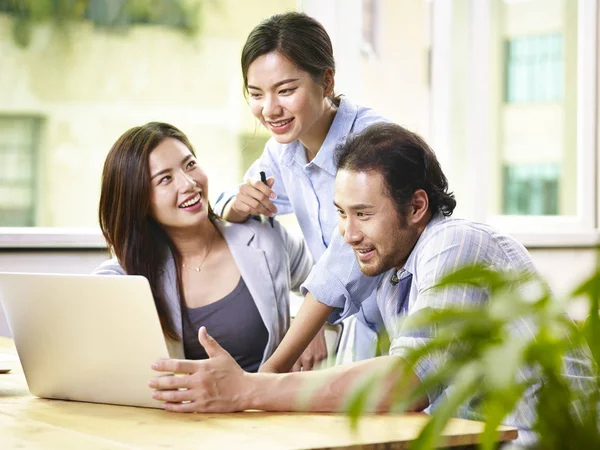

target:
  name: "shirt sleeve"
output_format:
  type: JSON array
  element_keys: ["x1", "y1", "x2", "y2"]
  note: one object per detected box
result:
[
  {"x1": 92, "y1": 258, "x2": 126, "y2": 275},
  {"x1": 213, "y1": 139, "x2": 294, "y2": 216},
  {"x1": 300, "y1": 230, "x2": 382, "y2": 324}
]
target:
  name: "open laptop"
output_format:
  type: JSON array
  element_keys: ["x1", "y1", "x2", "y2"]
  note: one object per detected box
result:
[{"x1": 0, "y1": 272, "x2": 171, "y2": 408}]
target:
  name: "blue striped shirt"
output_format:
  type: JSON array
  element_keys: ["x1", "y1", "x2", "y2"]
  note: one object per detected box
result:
[{"x1": 375, "y1": 214, "x2": 594, "y2": 446}]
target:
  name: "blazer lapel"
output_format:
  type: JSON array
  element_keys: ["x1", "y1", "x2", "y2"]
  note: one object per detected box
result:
[
  {"x1": 160, "y1": 252, "x2": 185, "y2": 359},
  {"x1": 219, "y1": 221, "x2": 280, "y2": 343}
]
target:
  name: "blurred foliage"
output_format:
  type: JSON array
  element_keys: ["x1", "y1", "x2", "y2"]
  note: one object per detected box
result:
[
  {"x1": 0, "y1": 0, "x2": 205, "y2": 47},
  {"x1": 346, "y1": 264, "x2": 600, "y2": 449}
]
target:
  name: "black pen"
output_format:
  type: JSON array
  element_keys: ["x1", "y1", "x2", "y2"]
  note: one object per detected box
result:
[{"x1": 259, "y1": 171, "x2": 275, "y2": 228}]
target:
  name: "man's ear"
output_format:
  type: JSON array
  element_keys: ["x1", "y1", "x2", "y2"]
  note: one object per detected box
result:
[
  {"x1": 323, "y1": 68, "x2": 335, "y2": 97},
  {"x1": 409, "y1": 189, "x2": 429, "y2": 224}
]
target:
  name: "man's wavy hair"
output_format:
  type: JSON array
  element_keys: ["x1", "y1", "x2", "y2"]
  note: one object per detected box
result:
[{"x1": 335, "y1": 123, "x2": 456, "y2": 219}]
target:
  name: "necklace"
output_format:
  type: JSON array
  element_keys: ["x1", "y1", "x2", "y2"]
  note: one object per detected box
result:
[{"x1": 181, "y1": 228, "x2": 216, "y2": 273}]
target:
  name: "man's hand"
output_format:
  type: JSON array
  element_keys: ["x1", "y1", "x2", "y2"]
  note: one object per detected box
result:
[
  {"x1": 291, "y1": 326, "x2": 328, "y2": 372},
  {"x1": 149, "y1": 326, "x2": 251, "y2": 413}
]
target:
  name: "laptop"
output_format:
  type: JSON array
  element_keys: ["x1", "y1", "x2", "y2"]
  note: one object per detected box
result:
[{"x1": 0, "y1": 272, "x2": 171, "y2": 408}]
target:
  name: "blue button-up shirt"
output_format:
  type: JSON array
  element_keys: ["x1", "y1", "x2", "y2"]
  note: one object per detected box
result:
[
  {"x1": 215, "y1": 97, "x2": 389, "y2": 359},
  {"x1": 217, "y1": 96, "x2": 387, "y2": 261}
]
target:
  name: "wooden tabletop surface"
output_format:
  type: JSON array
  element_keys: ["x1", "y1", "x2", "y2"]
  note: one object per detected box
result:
[{"x1": 0, "y1": 337, "x2": 518, "y2": 449}]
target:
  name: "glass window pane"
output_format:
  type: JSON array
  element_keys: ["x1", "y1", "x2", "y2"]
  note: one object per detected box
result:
[
  {"x1": 497, "y1": 0, "x2": 577, "y2": 216},
  {"x1": 0, "y1": 117, "x2": 39, "y2": 226}
]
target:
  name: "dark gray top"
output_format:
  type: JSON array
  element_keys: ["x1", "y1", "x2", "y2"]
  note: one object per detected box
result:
[{"x1": 182, "y1": 277, "x2": 268, "y2": 373}]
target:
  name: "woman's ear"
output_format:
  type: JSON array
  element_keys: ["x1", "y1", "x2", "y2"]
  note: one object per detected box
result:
[
  {"x1": 323, "y1": 68, "x2": 335, "y2": 97},
  {"x1": 409, "y1": 189, "x2": 429, "y2": 225}
]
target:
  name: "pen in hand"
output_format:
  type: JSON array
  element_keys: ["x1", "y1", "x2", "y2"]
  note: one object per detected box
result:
[{"x1": 259, "y1": 171, "x2": 275, "y2": 228}]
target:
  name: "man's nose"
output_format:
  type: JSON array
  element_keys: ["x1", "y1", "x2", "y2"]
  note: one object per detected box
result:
[{"x1": 343, "y1": 221, "x2": 363, "y2": 245}]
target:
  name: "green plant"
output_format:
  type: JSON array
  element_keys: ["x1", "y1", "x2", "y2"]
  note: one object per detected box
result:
[
  {"x1": 346, "y1": 265, "x2": 600, "y2": 449},
  {"x1": 0, "y1": 0, "x2": 205, "y2": 48}
]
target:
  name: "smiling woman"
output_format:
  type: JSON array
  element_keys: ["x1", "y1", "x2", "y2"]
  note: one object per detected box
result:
[
  {"x1": 214, "y1": 12, "x2": 391, "y2": 373},
  {"x1": 245, "y1": 51, "x2": 337, "y2": 160},
  {"x1": 148, "y1": 139, "x2": 211, "y2": 230},
  {"x1": 93, "y1": 122, "x2": 314, "y2": 374}
]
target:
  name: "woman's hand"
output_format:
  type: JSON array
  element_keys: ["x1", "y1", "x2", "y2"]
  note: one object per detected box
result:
[
  {"x1": 149, "y1": 327, "x2": 252, "y2": 413},
  {"x1": 291, "y1": 326, "x2": 328, "y2": 372},
  {"x1": 223, "y1": 176, "x2": 278, "y2": 222}
]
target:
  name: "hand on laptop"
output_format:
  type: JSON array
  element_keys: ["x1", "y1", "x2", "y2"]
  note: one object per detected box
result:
[{"x1": 149, "y1": 326, "x2": 252, "y2": 412}]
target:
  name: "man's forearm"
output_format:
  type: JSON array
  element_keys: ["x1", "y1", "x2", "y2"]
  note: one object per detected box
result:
[{"x1": 246, "y1": 355, "x2": 426, "y2": 413}]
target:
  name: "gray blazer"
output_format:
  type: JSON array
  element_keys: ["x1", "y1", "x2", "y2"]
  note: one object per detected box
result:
[{"x1": 93, "y1": 218, "x2": 313, "y2": 365}]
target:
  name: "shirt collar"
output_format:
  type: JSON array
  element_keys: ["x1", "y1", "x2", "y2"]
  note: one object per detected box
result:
[
  {"x1": 281, "y1": 96, "x2": 358, "y2": 175},
  {"x1": 396, "y1": 212, "x2": 447, "y2": 279}
]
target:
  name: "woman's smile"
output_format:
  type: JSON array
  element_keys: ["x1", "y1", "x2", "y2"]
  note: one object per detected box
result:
[{"x1": 179, "y1": 192, "x2": 202, "y2": 210}]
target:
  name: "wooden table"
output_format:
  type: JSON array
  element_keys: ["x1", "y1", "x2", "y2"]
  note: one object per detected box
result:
[{"x1": 0, "y1": 337, "x2": 517, "y2": 449}]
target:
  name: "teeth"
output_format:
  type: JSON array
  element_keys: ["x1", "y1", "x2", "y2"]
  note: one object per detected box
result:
[
  {"x1": 180, "y1": 193, "x2": 201, "y2": 208},
  {"x1": 270, "y1": 118, "x2": 292, "y2": 127}
]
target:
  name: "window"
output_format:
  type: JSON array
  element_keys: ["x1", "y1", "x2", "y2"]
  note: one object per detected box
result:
[
  {"x1": 496, "y1": 1, "x2": 578, "y2": 218},
  {"x1": 430, "y1": 0, "x2": 596, "y2": 241},
  {"x1": 503, "y1": 163, "x2": 560, "y2": 215},
  {"x1": 505, "y1": 33, "x2": 564, "y2": 103},
  {"x1": 0, "y1": 117, "x2": 42, "y2": 227},
  {"x1": 0, "y1": 0, "x2": 298, "y2": 247}
]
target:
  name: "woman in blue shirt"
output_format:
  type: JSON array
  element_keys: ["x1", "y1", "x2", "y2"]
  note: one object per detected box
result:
[{"x1": 216, "y1": 12, "x2": 388, "y2": 372}]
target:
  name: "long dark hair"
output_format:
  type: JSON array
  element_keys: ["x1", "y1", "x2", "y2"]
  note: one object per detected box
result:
[
  {"x1": 241, "y1": 11, "x2": 338, "y2": 105},
  {"x1": 99, "y1": 122, "x2": 218, "y2": 340},
  {"x1": 336, "y1": 123, "x2": 457, "y2": 219}
]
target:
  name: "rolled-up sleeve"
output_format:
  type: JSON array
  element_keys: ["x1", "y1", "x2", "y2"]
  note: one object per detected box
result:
[{"x1": 300, "y1": 231, "x2": 381, "y2": 324}]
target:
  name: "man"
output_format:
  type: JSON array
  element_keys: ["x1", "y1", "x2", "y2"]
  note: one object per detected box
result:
[{"x1": 149, "y1": 123, "x2": 589, "y2": 445}]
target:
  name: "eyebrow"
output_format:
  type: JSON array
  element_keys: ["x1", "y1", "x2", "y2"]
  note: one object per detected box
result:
[
  {"x1": 247, "y1": 78, "x2": 300, "y2": 91},
  {"x1": 150, "y1": 154, "x2": 194, "y2": 180},
  {"x1": 333, "y1": 201, "x2": 374, "y2": 210}
]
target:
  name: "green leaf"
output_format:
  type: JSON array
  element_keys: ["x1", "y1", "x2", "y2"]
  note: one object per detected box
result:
[
  {"x1": 343, "y1": 262, "x2": 600, "y2": 448},
  {"x1": 344, "y1": 370, "x2": 386, "y2": 431},
  {"x1": 410, "y1": 363, "x2": 481, "y2": 450}
]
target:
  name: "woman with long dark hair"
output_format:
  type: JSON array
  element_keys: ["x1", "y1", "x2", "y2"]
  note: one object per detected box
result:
[{"x1": 95, "y1": 122, "x2": 313, "y2": 372}]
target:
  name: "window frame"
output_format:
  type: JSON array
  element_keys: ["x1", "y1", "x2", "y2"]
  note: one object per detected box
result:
[
  {"x1": 2, "y1": 0, "x2": 598, "y2": 250},
  {"x1": 360, "y1": 0, "x2": 383, "y2": 59},
  {"x1": 0, "y1": 114, "x2": 43, "y2": 227},
  {"x1": 0, "y1": 113, "x2": 106, "y2": 250},
  {"x1": 431, "y1": 0, "x2": 599, "y2": 247},
  {"x1": 0, "y1": 228, "x2": 106, "y2": 249}
]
